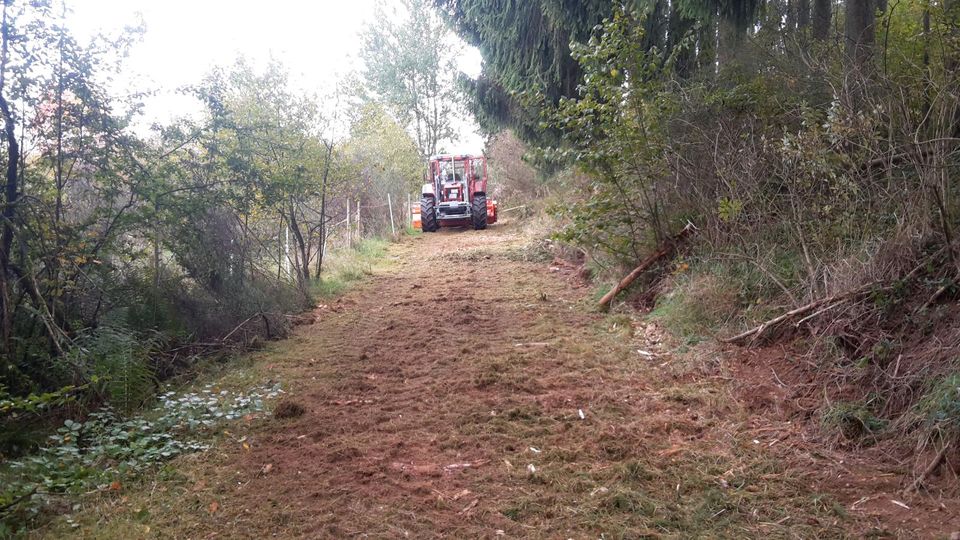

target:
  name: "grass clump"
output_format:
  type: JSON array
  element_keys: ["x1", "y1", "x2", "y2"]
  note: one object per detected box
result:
[
  {"x1": 313, "y1": 238, "x2": 391, "y2": 299},
  {"x1": 821, "y1": 400, "x2": 888, "y2": 442},
  {"x1": 915, "y1": 372, "x2": 960, "y2": 440},
  {"x1": 649, "y1": 272, "x2": 740, "y2": 344}
]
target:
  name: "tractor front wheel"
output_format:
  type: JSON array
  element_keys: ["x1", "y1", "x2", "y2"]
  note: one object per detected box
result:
[
  {"x1": 421, "y1": 195, "x2": 439, "y2": 232},
  {"x1": 471, "y1": 194, "x2": 488, "y2": 230}
]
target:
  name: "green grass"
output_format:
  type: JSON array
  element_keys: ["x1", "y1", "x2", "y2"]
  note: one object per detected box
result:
[
  {"x1": 312, "y1": 238, "x2": 392, "y2": 299},
  {"x1": 821, "y1": 400, "x2": 888, "y2": 442},
  {"x1": 648, "y1": 270, "x2": 740, "y2": 343},
  {"x1": 916, "y1": 372, "x2": 960, "y2": 437}
]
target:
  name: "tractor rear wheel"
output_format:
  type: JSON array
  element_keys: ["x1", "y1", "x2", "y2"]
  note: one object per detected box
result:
[
  {"x1": 420, "y1": 195, "x2": 439, "y2": 232},
  {"x1": 471, "y1": 194, "x2": 487, "y2": 230}
]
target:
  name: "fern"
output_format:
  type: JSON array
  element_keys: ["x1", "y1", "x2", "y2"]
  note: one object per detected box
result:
[{"x1": 73, "y1": 326, "x2": 157, "y2": 411}]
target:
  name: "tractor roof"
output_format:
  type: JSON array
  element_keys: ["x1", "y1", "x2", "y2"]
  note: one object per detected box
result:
[{"x1": 429, "y1": 154, "x2": 484, "y2": 161}]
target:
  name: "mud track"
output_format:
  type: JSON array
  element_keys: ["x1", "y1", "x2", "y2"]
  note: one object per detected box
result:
[{"x1": 135, "y1": 223, "x2": 955, "y2": 539}]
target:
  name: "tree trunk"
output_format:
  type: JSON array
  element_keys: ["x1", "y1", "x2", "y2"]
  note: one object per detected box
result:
[
  {"x1": 315, "y1": 140, "x2": 334, "y2": 278},
  {"x1": 668, "y1": 10, "x2": 695, "y2": 77},
  {"x1": 798, "y1": 0, "x2": 811, "y2": 30},
  {"x1": 0, "y1": 0, "x2": 18, "y2": 352},
  {"x1": 812, "y1": 0, "x2": 831, "y2": 40},
  {"x1": 697, "y1": 17, "x2": 717, "y2": 73},
  {"x1": 845, "y1": 0, "x2": 877, "y2": 70},
  {"x1": 717, "y1": 15, "x2": 743, "y2": 69},
  {"x1": 287, "y1": 203, "x2": 310, "y2": 285}
]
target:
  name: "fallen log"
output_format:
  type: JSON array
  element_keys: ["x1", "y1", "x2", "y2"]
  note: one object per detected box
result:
[
  {"x1": 598, "y1": 222, "x2": 697, "y2": 311},
  {"x1": 721, "y1": 281, "x2": 880, "y2": 345}
]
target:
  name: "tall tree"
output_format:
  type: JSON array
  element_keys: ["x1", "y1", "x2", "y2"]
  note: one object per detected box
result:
[
  {"x1": 361, "y1": 0, "x2": 459, "y2": 158},
  {"x1": 434, "y1": 0, "x2": 609, "y2": 143}
]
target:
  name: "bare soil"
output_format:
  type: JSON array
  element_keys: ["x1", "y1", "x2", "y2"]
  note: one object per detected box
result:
[{"x1": 54, "y1": 222, "x2": 960, "y2": 538}]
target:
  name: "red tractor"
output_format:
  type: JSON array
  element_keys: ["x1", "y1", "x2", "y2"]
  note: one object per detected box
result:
[{"x1": 419, "y1": 154, "x2": 497, "y2": 232}]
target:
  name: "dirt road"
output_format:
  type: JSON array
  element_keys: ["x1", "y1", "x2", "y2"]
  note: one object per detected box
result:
[{"x1": 76, "y1": 223, "x2": 953, "y2": 538}]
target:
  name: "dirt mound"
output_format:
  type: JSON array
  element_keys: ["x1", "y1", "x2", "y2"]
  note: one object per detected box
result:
[{"x1": 728, "y1": 344, "x2": 960, "y2": 537}]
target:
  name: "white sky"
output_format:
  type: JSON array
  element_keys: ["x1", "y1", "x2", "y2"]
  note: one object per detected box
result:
[{"x1": 68, "y1": 0, "x2": 484, "y2": 153}]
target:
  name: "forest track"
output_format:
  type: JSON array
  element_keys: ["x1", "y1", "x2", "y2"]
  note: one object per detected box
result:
[{"x1": 59, "y1": 222, "x2": 957, "y2": 539}]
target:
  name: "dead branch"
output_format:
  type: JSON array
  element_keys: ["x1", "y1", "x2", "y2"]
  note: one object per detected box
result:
[
  {"x1": 915, "y1": 271, "x2": 958, "y2": 314},
  {"x1": 598, "y1": 222, "x2": 696, "y2": 311},
  {"x1": 905, "y1": 442, "x2": 950, "y2": 494},
  {"x1": 723, "y1": 242, "x2": 956, "y2": 346},
  {"x1": 721, "y1": 281, "x2": 880, "y2": 345},
  {"x1": 221, "y1": 312, "x2": 262, "y2": 343}
]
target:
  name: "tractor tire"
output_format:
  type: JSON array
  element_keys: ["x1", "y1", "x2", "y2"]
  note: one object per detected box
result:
[
  {"x1": 471, "y1": 194, "x2": 488, "y2": 230},
  {"x1": 420, "y1": 195, "x2": 439, "y2": 232}
]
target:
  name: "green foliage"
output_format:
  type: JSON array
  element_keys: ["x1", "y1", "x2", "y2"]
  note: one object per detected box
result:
[
  {"x1": 545, "y1": 6, "x2": 683, "y2": 261},
  {"x1": 821, "y1": 401, "x2": 888, "y2": 442},
  {"x1": 0, "y1": 383, "x2": 281, "y2": 535},
  {"x1": 434, "y1": 0, "x2": 610, "y2": 142},
  {"x1": 0, "y1": 386, "x2": 82, "y2": 418},
  {"x1": 361, "y1": 0, "x2": 462, "y2": 157},
  {"x1": 343, "y1": 102, "x2": 424, "y2": 233},
  {"x1": 916, "y1": 373, "x2": 960, "y2": 440},
  {"x1": 71, "y1": 326, "x2": 158, "y2": 412}
]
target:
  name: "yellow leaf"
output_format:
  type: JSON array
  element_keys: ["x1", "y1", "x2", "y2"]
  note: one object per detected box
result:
[{"x1": 242, "y1": 442, "x2": 251, "y2": 451}]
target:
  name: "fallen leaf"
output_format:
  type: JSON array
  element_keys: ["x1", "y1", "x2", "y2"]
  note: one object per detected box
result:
[
  {"x1": 242, "y1": 442, "x2": 251, "y2": 451},
  {"x1": 109, "y1": 480, "x2": 122, "y2": 491},
  {"x1": 208, "y1": 501, "x2": 219, "y2": 514},
  {"x1": 260, "y1": 463, "x2": 273, "y2": 475}
]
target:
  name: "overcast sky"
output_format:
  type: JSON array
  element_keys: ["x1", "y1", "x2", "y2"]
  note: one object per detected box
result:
[{"x1": 67, "y1": 0, "x2": 484, "y2": 152}]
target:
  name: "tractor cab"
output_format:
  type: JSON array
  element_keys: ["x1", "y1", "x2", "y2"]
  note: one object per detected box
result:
[{"x1": 418, "y1": 154, "x2": 497, "y2": 232}]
